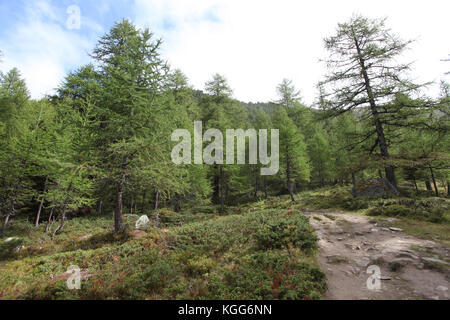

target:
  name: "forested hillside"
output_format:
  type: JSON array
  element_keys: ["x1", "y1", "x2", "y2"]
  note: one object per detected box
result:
[{"x1": 0, "y1": 16, "x2": 449, "y2": 300}]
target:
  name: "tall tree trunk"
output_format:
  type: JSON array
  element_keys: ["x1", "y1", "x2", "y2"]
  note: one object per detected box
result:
[
  {"x1": 352, "y1": 29, "x2": 396, "y2": 188},
  {"x1": 212, "y1": 164, "x2": 220, "y2": 204},
  {"x1": 141, "y1": 190, "x2": 146, "y2": 213},
  {"x1": 58, "y1": 202, "x2": 68, "y2": 232},
  {"x1": 2, "y1": 199, "x2": 15, "y2": 234},
  {"x1": 130, "y1": 197, "x2": 134, "y2": 214},
  {"x1": 35, "y1": 179, "x2": 47, "y2": 227},
  {"x1": 263, "y1": 177, "x2": 268, "y2": 199},
  {"x1": 220, "y1": 165, "x2": 224, "y2": 212},
  {"x1": 45, "y1": 207, "x2": 54, "y2": 233},
  {"x1": 287, "y1": 182, "x2": 295, "y2": 202},
  {"x1": 254, "y1": 168, "x2": 259, "y2": 199},
  {"x1": 114, "y1": 173, "x2": 125, "y2": 232},
  {"x1": 97, "y1": 199, "x2": 103, "y2": 215},
  {"x1": 351, "y1": 172, "x2": 356, "y2": 187},
  {"x1": 57, "y1": 183, "x2": 73, "y2": 233},
  {"x1": 286, "y1": 168, "x2": 295, "y2": 202},
  {"x1": 319, "y1": 166, "x2": 324, "y2": 187},
  {"x1": 425, "y1": 180, "x2": 432, "y2": 191},
  {"x1": 286, "y1": 145, "x2": 295, "y2": 202},
  {"x1": 154, "y1": 191, "x2": 160, "y2": 228},
  {"x1": 447, "y1": 181, "x2": 450, "y2": 197},
  {"x1": 154, "y1": 191, "x2": 160, "y2": 211},
  {"x1": 35, "y1": 197, "x2": 45, "y2": 227},
  {"x1": 413, "y1": 177, "x2": 418, "y2": 191},
  {"x1": 429, "y1": 166, "x2": 439, "y2": 197}
]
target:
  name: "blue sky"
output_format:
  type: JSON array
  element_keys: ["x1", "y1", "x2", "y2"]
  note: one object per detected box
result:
[{"x1": 1, "y1": 0, "x2": 449, "y2": 103}]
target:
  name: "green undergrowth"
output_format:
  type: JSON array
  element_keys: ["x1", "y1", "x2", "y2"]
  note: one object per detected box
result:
[
  {"x1": 0, "y1": 201, "x2": 326, "y2": 300},
  {"x1": 296, "y1": 186, "x2": 449, "y2": 224},
  {"x1": 295, "y1": 185, "x2": 450, "y2": 247}
]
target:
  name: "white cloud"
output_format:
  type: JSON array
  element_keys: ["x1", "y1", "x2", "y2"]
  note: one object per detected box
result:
[
  {"x1": 0, "y1": 1, "x2": 94, "y2": 98},
  {"x1": 2, "y1": 0, "x2": 449, "y2": 103},
  {"x1": 134, "y1": 0, "x2": 450, "y2": 104}
]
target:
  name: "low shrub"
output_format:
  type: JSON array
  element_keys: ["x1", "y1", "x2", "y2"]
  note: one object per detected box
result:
[
  {"x1": 307, "y1": 192, "x2": 369, "y2": 211},
  {"x1": 254, "y1": 215, "x2": 318, "y2": 251},
  {"x1": 367, "y1": 199, "x2": 449, "y2": 223},
  {"x1": 208, "y1": 251, "x2": 326, "y2": 300},
  {"x1": 367, "y1": 204, "x2": 413, "y2": 217}
]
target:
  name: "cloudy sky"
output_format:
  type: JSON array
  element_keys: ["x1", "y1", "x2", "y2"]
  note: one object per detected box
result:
[{"x1": 1, "y1": 0, "x2": 449, "y2": 104}]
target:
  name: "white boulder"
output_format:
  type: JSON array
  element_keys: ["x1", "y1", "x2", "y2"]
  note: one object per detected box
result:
[{"x1": 135, "y1": 215, "x2": 150, "y2": 230}]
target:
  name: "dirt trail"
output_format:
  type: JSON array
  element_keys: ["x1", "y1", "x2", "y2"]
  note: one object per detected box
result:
[{"x1": 303, "y1": 210, "x2": 450, "y2": 300}]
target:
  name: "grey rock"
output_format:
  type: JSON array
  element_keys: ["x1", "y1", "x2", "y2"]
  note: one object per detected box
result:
[
  {"x1": 348, "y1": 266, "x2": 361, "y2": 275},
  {"x1": 396, "y1": 251, "x2": 419, "y2": 260},
  {"x1": 326, "y1": 255, "x2": 347, "y2": 264},
  {"x1": 370, "y1": 254, "x2": 384, "y2": 261},
  {"x1": 332, "y1": 227, "x2": 345, "y2": 235},
  {"x1": 422, "y1": 257, "x2": 450, "y2": 266},
  {"x1": 390, "y1": 258, "x2": 413, "y2": 265},
  {"x1": 424, "y1": 242, "x2": 436, "y2": 249},
  {"x1": 389, "y1": 227, "x2": 403, "y2": 232},
  {"x1": 351, "y1": 178, "x2": 399, "y2": 197},
  {"x1": 354, "y1": 257, "x2": 371, "y2": 267},
  {"x1": 436, "y1": 286, "x2": 448, "y2": 292}
]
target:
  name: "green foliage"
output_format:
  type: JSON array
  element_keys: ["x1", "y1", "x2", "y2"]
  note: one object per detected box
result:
[
  {"x1": 211, "y1": 251, "x2": 326, "y2": 300},
  {"x1": 306, "y1": 189, "x2": 369, "y2": 211},
  {"x1": 1, "y1": 17, "x2": 449, "y2": 301},
  {"x1": 0, "y1": 199, "x2": 325, "y2": 300},
  {"x1": 367, "y1": 198, "x2": 449, "y2": 223},
  {"x1": 367, "y1": 205, "x2": 413, "y2": 217},
  {"x1": 254, "y1": 215, "x2": 318, "y2": 251},
  {"x1": 272, "y1": 106, "x2": 310, "y2": 184}
]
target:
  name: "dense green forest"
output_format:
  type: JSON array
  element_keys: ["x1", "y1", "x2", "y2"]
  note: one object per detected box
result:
[{"x1": 0, "y1": 16, "x2": 449, "y2": 300}]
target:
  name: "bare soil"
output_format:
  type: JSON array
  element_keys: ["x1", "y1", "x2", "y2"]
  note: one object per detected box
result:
[{"x1": 304, "y1": 211, "x2": 450, "y2": 300}]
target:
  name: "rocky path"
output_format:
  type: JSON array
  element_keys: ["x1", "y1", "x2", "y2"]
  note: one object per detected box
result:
[{"x1": 304, "y1": 211, "x2": 449, "y2": 300}]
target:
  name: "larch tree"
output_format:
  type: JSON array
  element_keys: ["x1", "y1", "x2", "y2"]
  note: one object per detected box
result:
[
  {"x1": 0, "y1": 68, "x2": 34, "y2": 233},
  {"x1": 277, "y1": 79, "x2": 302, "y2": 109},
  {"x1": 200, "y1": 73, "x2": 248, "y2": 211},
  {"x1": 319, "y1": 15, "x2": 428, "y2": 188},
  {"x1": 90, "y1": 20, "x2": 169, "y2": 232},
  {"x1": 272, "y1": 107, "x2": 310, "y2": 202}
]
